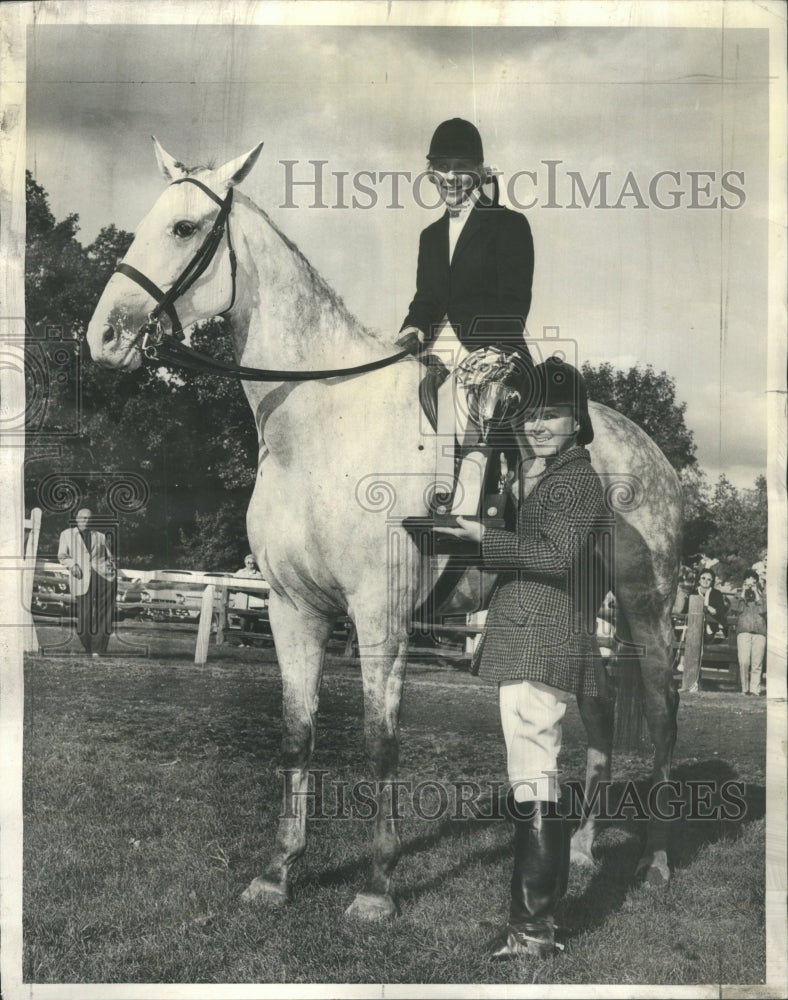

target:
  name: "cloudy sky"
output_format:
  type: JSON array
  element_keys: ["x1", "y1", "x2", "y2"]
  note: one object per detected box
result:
[{"x1": 25, "y1": 19, "x2": 771, "y2": 487}]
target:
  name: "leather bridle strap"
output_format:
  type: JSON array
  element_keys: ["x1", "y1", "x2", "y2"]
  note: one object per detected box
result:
[
  {"x1": 155, "y1": 335, "x2": 411, "y2": 382},
  {"x1": 114, "y1": 175, "x2": 411, "y2": 381},
  {"x1": 115, "y1": 177, "x2": 235, "y2": 343}
]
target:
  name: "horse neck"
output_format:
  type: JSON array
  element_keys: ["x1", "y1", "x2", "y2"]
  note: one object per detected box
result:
[{"x1": 228, "y1": 196, "x2": 385, "y2": 389}]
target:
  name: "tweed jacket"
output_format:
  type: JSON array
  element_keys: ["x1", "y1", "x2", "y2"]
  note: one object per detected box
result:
[
  {"x1": 477, "y1": 447, "x2": 607, "y2": 696},
  {"x1": 58, "y1": 526, "x2": 116, "y2": 597},
  {"x1": 400, "y1": 194, "x2": 534, "y2": 359}
]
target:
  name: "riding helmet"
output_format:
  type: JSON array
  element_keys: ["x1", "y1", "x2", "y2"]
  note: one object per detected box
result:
[
  {"x1": 532, "y1": 357, "x2": 594, "y2": 445},
  {"x1": 427, "y1": 118, "x2": 484, "y2": 163}
]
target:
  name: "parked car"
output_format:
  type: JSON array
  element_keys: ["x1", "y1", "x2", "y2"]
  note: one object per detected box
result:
[
  {"x1": 139, "y1": 577, "x2": 223, "y2": 623},
  {"x1": 31, "y1": 567, "x2": 74, "y2": 618},
  {"x1": 115, "y1": 573, "x2": 145, "y2": 620}
]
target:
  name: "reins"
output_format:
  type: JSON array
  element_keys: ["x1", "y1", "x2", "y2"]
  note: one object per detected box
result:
[
  {"x1": 115, "y1": 176, "x2": 409, "y2": 382},
  {"x1": 154, "y1": 337, "x2": 411, "y2": 382}
]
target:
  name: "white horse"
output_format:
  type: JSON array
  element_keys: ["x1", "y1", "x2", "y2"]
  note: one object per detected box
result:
[{"x1": 87, "y1": 140, "x2": 682, "y2": 919}]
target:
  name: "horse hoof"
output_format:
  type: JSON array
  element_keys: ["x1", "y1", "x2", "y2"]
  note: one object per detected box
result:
[
  {"x1": 241, "y1": 877, "x2": 291, "y2": 905},
  {"x1": 636, "y1": 857, "x2": 670, "y2": 886},
  {"x1": 345, "y1": 892, "x2": 398, "y2": 921}
]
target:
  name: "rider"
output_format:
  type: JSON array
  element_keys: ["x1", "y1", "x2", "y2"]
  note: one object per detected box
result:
[
  {"x1": 397, "y1": 118, "x2": 535, "y2": 516},
  {"x1": 436, "y1": 358, "x2": 606, "y2": 958}
]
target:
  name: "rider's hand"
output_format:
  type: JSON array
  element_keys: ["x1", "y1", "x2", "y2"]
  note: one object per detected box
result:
[
  {"x1": 396, "y1": 327, "x2": 424, "y2": 355},
  {"x1": 70, "y1": 564, "x2": 83, "y2": 580}
]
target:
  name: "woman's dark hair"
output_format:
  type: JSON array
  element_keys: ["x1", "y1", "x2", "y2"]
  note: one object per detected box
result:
[
  {"x1": 696, "y1": 569, "x2": 716, "y2": 587},
  {"x1": 743, "y1": 570, "x2": 759, "y2": 585}
]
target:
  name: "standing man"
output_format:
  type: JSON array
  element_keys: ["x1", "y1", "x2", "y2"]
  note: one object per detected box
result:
[
  {"x1": 397, "y1": 118, "x2": 535, "y2": 516},
  {"x1": 436, "y1": 358, "x2": 607, "y2": 958},
  {"x1": 58, "y1": 508, "x2": 116, "y2": 656}
]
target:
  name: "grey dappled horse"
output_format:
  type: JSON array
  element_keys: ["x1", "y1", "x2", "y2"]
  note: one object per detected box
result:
[{"x1": 86, "y1": 140, "x2": 681, "y2": 919}]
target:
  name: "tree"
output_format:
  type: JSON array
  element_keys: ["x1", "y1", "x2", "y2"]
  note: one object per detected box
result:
[
  {"x1": 678, "y1": 465, "x2": 714, "y2": 561},
  {"x1": 702, "y1": 474, "x2": 767, "y2": 584},
  {"x1": 581, "y1": 362, "x2": 697, "y2": 472},
  {"x1": 25, "y1": 174, "x2": 257, "y2": 569}
]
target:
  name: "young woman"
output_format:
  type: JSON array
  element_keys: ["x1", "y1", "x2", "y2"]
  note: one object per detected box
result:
[
  {"x1": 693, "y1": 569, "x2": 729, "y2": 640},
  {"x1": 437, "y1": 358, "x2": 607, "y2": 958},
  {"x1": 397, "y1": 118, "x2": 535, "y2": 516}
]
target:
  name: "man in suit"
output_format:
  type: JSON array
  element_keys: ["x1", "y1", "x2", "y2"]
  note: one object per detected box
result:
[
  {"x1": 58, "y1": 507, "x2": 117, "y2": 655},
  {"x1": 398, "y1": 118, "x2": 535, "y2": 516},
  {"x1": 436, "y1": 358, "x2": 608, "y2": 958}
]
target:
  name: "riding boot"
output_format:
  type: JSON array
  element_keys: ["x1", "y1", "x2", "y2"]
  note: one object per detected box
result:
[{"x1": 489, "y1": 798, "x2": 569, "y2": 959}]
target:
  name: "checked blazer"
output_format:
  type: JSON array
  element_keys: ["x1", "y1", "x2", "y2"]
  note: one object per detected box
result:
[
  {"x1": 477, "y1": 447, "x2": 609, "y2": 697},
  {"x1": 400, "y1": 193, "x2": 534, "y2": 360}
]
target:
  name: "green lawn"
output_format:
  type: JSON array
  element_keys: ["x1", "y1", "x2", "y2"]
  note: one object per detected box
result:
[{"x1": 22, "y1": 624, "x2": 767, "y2": 986}]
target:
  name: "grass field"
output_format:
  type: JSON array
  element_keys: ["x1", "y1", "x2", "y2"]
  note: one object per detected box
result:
[{"x1": 22, "y1": 621, "x2": 767, "y2": 986}]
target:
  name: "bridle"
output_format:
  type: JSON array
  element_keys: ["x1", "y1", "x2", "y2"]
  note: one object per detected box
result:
[
  {"x1": 114, "y1": 176, "x2": 408, "y2": 383},
  {"x1": 116, "y1": 177, "x2": 236, "y2": 356}
]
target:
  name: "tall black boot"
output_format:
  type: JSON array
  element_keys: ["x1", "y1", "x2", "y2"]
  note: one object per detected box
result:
[{"x1": 490, "y1": 798, "x2": 569, "y2": 959}]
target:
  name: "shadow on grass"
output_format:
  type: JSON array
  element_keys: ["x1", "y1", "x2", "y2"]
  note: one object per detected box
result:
[{"x1": 296, "y1": 759, "x2": 764, "y2": 933}]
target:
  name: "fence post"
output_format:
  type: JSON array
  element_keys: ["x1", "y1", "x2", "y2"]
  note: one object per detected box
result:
[
  {"x1": 23, "y1": 508, "x2": 42, "y2": 653},
  {"x1": 194, "y1": 584, "x2": 216, "y2": 665},
  {"x1": 681, "y1": 594, "x2": 704, "y2": 693},
  {"x1": 465, "y1": 610, "x2": 487, "y2": 656},
  {"x1": 214, "y1": 587, "x2": 228, "y2": 647}
]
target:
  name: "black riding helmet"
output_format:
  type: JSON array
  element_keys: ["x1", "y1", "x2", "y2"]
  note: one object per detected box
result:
[
  {"x1": 427, "y1": 118, "x2": 484, "y2": 162},
  {"x1": 530, "y1": 357, "x2": 594, "y2": 445}
]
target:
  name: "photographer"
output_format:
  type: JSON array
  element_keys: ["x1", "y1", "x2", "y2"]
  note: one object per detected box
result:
[{"x1": 734, "y1": 570, "x2": 767, "y2": 696}]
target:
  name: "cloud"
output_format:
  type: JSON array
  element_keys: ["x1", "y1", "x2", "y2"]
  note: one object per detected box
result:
[{"x1": 23, "y1": 22, "x2": 772, "y2": 491}]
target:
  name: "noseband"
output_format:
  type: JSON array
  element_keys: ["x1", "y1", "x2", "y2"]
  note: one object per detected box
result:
[{"x1": 115, "y1": 177, "x2": 236, "y2": 356}]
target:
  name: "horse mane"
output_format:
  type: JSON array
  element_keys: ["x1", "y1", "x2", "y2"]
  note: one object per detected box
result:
[{"x1": 237, "y1": 192, "x2": 388, "y2": 347}]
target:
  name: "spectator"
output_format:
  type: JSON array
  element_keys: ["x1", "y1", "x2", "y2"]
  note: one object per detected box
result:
[
  {"x1": 58, "y1": 507, "x2": 116, "y2": 656},
  {"x1": 693, "y1": 569, "x2": 728, "y2": 641},
  {"x1": 234, "y1": 554, "x2": 262, "y2": 579},
  {"x1": 734, "y1": 571, "x2": 767, "y2": 695}
]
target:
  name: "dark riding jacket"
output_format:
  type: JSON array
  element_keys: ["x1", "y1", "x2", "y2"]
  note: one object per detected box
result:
[
  {"x1": 477, "y1": 447, "x2": 608, "y2": 697},
  {"x1": 400, "y1": 194, "x2": 534, "y2": 361}
]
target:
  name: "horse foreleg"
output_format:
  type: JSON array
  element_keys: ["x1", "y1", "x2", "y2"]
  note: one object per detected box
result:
[
  {"x1": 345, "y1": 628, "x2": 408, "y2": 921},
  {"x1": 242, "y1": 597, "x2": 333, "y2": 906},
  {"x1": 635, "y1": 643, "x2": 679, "y2": 885},
  {"x1": 571, "y1": 693, "x2": 614, "y2": 867}
]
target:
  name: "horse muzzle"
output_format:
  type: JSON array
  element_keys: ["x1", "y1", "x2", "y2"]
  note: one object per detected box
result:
[{"x1": 86, "y1": 320, "x2": 144, "y2": 371}]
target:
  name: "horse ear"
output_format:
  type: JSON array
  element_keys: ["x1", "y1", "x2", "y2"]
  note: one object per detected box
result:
[
  {"x1": 212, "y1": 142, "x2": 265, "y2": 190},
  {"x1": 152, "y1": 137, "x2": 189, "y2": 183}
]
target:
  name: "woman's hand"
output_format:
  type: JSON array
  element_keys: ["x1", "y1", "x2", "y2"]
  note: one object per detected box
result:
[{"x1": 433, "y1": 516, "x2": 485, "y2": 544}]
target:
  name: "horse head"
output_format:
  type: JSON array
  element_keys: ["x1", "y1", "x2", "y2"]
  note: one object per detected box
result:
[{"x1": 87, "y1": 138, "x2": 263, "y2": 371}]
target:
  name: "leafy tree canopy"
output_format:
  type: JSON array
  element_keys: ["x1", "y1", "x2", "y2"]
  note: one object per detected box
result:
[{"x1": 581, "y1": 361, "x2": 697, "y2": 472}]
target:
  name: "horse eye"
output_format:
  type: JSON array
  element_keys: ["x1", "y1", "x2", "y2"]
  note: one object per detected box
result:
[{"x1": 173, "y1": 221, "x2": 197, "y2": 239}]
